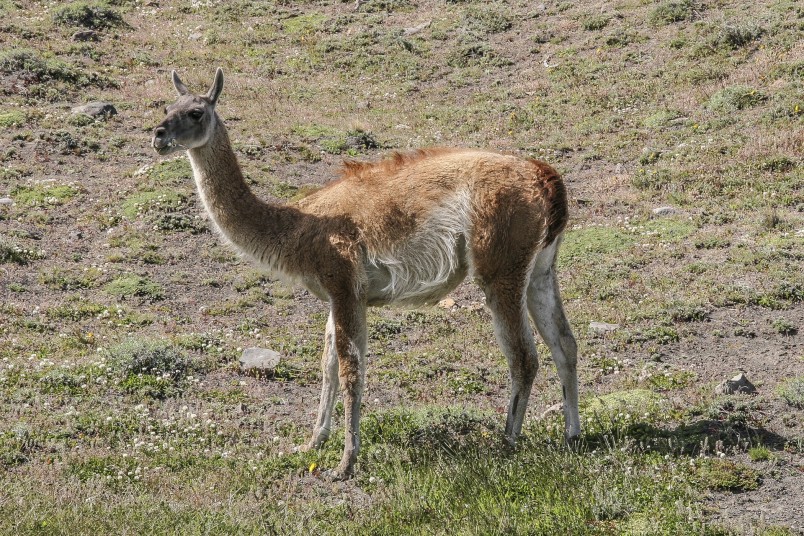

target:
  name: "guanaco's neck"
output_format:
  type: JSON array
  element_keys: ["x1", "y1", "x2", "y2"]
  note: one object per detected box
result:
[{"x1": 186, "y1": 115, "x2": 298, "y2": 272}]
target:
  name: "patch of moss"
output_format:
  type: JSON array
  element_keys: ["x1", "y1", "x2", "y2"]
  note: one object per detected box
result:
[
  {"x1": 694, "y1": 459, "x2": 760, "y2": 492},
  {"x1": 11, "y1": 184, "x2": 78, "y2": 206},
  {"x1": 105, "y1": 274, "x2": 164, "y2": 300}
]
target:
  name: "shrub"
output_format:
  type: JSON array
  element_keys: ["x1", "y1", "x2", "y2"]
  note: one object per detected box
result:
[
  {"x1": 106, "y1": 339, "x2": 203, "y2": 398},
  {"x1": 649, "y1": 0, "x2": 693, "y2": 26},
  {"x1": 53, "y1": 2, "x2": 124, "y2": 29}
]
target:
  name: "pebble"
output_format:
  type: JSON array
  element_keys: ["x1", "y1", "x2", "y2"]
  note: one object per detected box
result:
[
  {"x1": 438, "y1": 298, "x2": 456, "y2": 309},
  {"x1": 239, "y1": 347, "x2": 281, "y2": 373},
  {"x1": 652, "y1": 206, "x2": 678, "y2": 216},
  {"x1": 0, "y1": 197, "x2": 13, "y2": 205},
  {"x1": 71, "y1": 101, "x2": 117, "y2": 118},
  {"x1": 588, "y1": 321, "x2": 619, "y2": 335}
]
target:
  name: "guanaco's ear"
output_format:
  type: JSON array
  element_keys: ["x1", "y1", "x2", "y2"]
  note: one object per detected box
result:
[
  {"x1": 207, "y1": 67, "x2": 224, "y2": 106},
  {"x1": 172, "y1": 70, "x2": 190, "y2": 96}
]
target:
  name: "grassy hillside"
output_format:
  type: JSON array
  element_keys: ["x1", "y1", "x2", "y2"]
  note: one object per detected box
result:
[{"x1": 0, "y1": 0, "x2": 802, "y2": 534}]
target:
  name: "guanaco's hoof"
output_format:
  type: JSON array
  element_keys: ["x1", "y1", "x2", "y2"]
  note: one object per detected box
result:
[{"x1": 323, "y1": 468, "x2": 353, "y2": 481}]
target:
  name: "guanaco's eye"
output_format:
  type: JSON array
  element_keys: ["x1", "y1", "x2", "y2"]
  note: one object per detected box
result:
[{"x1": 189, "y1": 110, "x2": 204, "y2": 120}]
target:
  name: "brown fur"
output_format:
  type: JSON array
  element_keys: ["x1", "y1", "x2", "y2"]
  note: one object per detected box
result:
[{"x1": 151, "y1": 69, "x2": 580, "y2": 479}]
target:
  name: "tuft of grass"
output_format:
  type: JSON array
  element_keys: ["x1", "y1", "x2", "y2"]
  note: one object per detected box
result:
[
  {"x1": 0, "y1": 49, "x2": 78, "y2": 82},
  {"x1": 771, "y1": 318, "x2": 796, "y2": 336},
  {"x1": 776, "y1": 376, "x2": 804, "y2": 409},
  {"x1": 748, "y1": 446, "x2": 772, "y2": 462},
  {"x1": 447, "y1": 43, "x2": 507, "y2": 68},
  {"x1": 714, "y1": 22, "x2": 764, "y2": 49},
  {"x1": 105, "y1": 274, "x2": 164, "y2": 300},
  {"x1": 648, "y1": 0, "x2": 693, "y2": 26},
  {"x1": 52, "y1": 2, "x2": 124, "y2": 29},
  {"x1": 707, "y1": 85, "x2": 767, "y2": 112},
  {"x1": 0, "y1": 110, "x2": 26, "y2": 128},
  {"x1": 583, "y1": 15, "x2": 611, "y2": 31},
  {"x1": 282, "y1": 12, "x2": 326, "y2": 35},
  {"x1": 39, "y1": 267, "x2": 102, "y2": 290},
  {"x1": 463, "y1": 6, "x2": 513, "y2": 35},
  {"x1": 694, "y1": 458, "x2": 760, "y2": 492}
]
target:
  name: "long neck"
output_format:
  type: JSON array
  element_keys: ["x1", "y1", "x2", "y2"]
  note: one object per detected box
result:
[{"x1": 187, "y1": 116, "x2": 297, "y2": 271}]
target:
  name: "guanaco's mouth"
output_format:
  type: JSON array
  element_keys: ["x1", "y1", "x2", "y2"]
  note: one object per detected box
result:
[{"x1": 152, "y1": 137, "x2": 178, "y2": 155}]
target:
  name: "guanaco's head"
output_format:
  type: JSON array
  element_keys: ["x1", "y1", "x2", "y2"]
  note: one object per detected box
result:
[{"x1": 152, "y1": 68, "x2": 224, "y2": 155}]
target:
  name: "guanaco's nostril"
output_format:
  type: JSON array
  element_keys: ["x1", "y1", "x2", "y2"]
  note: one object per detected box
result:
[{"x1": 154, "y1": 126, "x2": 166, "y2": 138}]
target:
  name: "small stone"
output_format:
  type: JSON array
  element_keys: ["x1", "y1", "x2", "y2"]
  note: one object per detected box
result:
[
  {"x1": 72, "y1": 101, "x2": 117, "y2": 118},
  {"x1": 239, "y1": 347, "x2": 281, "y2": 373},
  {"x1": 72, "y1": 30, "x2": 99, "y2": 42},
  {"x1": 589, "y1": 321, "x2": 619, "y2": 335},
  {"x1": 188, "y1": 32, "x2": 203, "y2": 41},
  {"x1": 438, "y1": 298, "x2": 456, "y2": 309},
  {"x1": 714, "y1": 372, "x2": 757, "y2": 395},
  {"x1": 0, "y1": 197, "x2": 13, "y2": 205},
  {"x1": 652, "y1": 206, "x2": 678, "y2": 216}
]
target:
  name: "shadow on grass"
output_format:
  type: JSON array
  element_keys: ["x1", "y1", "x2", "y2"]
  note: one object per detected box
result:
[{"x1": 583, "y1": 418, "x2": 791, "y2": 456}]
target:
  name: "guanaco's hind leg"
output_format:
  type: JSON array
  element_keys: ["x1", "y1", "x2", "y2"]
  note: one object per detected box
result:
[
  {"x1": 330, "y1": 298, "x2": 368, "y2": 479},
  {"x1": 527, "y1": 239, "x2": 581, "y2": 440},
  {"x1": 482, "y1": 277, "x2": 540, "y2": 443}
]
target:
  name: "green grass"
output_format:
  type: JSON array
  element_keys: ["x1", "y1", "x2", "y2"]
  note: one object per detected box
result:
[
  {"x1": 11, "y1": 184, "x2": 79, "y2": 206},
  {"x1": 104, "y1": 274, "x2": 164, "y2": 300}
]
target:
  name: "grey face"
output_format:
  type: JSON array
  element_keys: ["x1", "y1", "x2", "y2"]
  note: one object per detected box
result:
[{"x1": 152, "y1": 68, "x2": 224, "y2": 156}]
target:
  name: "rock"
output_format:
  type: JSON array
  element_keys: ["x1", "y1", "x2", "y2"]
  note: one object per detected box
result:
[
  {"x1": 239, "y1": 347, "x2": 281, "y2": 373},
  {"x1": 72, "y1": 30, "x2": 99, "y2": 42},
  {"x1": 714, "y1": 372, "x2": 757, "y2": 395},
  {"x1": 0, "y1": 197, "x2": 13, "y2": 206},
  {"x1": 72, "y1": 101, "x2": 117, "y2": 118},
  {"x1": 589, "y1": 321, "x2": 619, "y2": 335},
  {"x1": 438, "y1": 298, "x2": 456, "y2": 309},
  {"x1": 652, "y1": 206, "x2": 678, "y2": 216}
]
